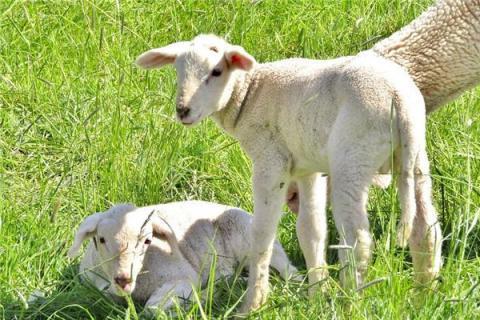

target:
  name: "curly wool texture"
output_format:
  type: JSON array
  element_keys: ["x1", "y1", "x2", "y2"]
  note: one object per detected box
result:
[{"x1": 374, "y1": 0, "x2": 480, "y2": 112}]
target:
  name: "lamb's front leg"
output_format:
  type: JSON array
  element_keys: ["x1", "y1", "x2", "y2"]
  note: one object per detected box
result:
[
  {"x1": 296, "y1": 173, "x2": 329, "y2": 296},
  {"x1": 239, "y1": 160, "x2": 289, "y2": 314},
  {"x1": 144, "y1": 280, "x2": 193, "y2": 314}
]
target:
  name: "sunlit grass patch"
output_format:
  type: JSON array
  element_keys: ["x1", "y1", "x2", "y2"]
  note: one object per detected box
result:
[{"x1": 1, "y1": 0, "x2": 479, "y2": 318}]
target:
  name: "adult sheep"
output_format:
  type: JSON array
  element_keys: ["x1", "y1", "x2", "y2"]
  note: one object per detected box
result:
[{"x1": 375, "y1": 0, "x2": 480, "y2": 112}]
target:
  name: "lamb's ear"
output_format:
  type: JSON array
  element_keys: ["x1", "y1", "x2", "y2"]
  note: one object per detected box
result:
[
  {"x1": 224, "y1": 45, "x2": 256, "y2": 71},
  {"x1": 68, "y1": 212, "x2": 103, "y2": 258},
  {"x1": 151, "y1": 214, "x2": 178, "y2": 255},
  {"x1": 135, "y1": 41, "x2": 191, "y2": 69}
]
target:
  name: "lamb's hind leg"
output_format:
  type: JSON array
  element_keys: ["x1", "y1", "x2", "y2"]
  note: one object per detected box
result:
[
  {"x1": 296, "y1": 173, "x2": 329, "y2": 296},
  {"x1": 328, "y1": 134, "x2": 387, "y2": 289},
  {"x1": 410, "y1": 149, "x2": 442, "y2": 285},
  {"x1": 330, "y1": 166, "x2": 375, "y2": 289}
]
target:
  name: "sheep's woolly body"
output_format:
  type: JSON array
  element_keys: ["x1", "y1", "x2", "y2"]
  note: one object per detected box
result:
[
  {"x1": 215, "y1": 51, "x2": 432, "y2": 255},
  {"x1": 134, "y1": 0, "x2": 480, "y2": 305},
  {"x1": 374, "y1": 0, "x2": 480, "y2": 112}
]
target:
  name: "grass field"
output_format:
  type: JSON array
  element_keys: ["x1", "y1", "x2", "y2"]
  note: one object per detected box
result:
[{"x1": 1, "y1": 0, "x2": 479, "y2": 319}]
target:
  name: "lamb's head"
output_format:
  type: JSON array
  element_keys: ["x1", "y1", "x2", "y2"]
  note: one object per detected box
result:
[
  {"x1": 68, "y1": 205, "x2": 178, "y2": 296},
  {"x1": 136, "y1": 34, "x2": 256, "y2": 126}
]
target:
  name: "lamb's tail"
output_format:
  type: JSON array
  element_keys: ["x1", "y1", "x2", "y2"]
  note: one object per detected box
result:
[{"x1": 394, "y1": 92, "x2": 425, "y2": 248}]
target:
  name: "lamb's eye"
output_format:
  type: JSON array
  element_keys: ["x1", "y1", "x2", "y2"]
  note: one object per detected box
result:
[
  {"x1": 211, "y1": 68, "x2": 222, "y2": 77},
  {"x1": 99, "y1": 237, "x2": 106, "y2": 244},
  {"x1": 144, "y1": 239, "x2": 152, "y2": 245}
]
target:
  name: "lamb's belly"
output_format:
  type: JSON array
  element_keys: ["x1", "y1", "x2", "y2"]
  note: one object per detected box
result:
[{"x1": 290, "y1": 149, "x2": 330, "y2": 177}]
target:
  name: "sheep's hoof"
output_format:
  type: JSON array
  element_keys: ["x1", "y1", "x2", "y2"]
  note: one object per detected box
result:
[
  {"x1": 308, "y1": 280, "x2": 330, "y2": 298},
  {"x1": 414, "y1": 270, "x2": 440, "y2": 287},
  {"x1": 237, "y1": 288, "x2": 267, "y2": 317},
  {"x1": 237, "y1": 300, "x2": 261, "y2": 316},
  {"x1": 307, "y1": 268, "x2": 330, "y2": 297}
]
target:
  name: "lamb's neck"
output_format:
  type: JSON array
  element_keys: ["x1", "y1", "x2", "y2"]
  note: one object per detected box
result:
[
  {"x1": 211, "y1": 70, "x2": 257, "y2": 137},
  {"x1": 373, "y1": 0, "x2": 480, "y2": 112}
]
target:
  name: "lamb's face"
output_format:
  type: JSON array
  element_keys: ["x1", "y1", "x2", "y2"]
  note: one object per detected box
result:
[
  {"x1": 68, "y1": 205, "x2": 180, "y2": 298},
  {"x1": 135, "y1": 34, "x2": 256, "y2": 127},
  {"x1": 95, "y1": 214, "x2": 154, "y2": 295},
  {"x1": 173, "y1": 42, "x2": 236, "y2": 126}
]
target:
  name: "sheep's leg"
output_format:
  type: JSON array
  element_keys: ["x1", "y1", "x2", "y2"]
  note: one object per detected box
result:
[
  {"x1": 330, "y1": 170, "x2": 373, "y2": 290},
  {"x1": 296, "y1": 173, "x2": 329, "y2": 296},
  {"x1": 270, "y1": 241, "x2": 299, "y2": 280},
  {"x1": 145, "y1": 280, "x2": 193, "y2": 312},
  {"x1": 239, "y1": 160, "x2": 289, "y2": 314},
  {"x1": 409, "y1": 149, "x2": 442, "y2": 285},
  {"x1": 328, "y1": 138, "x2": 386, "y2": 289}
]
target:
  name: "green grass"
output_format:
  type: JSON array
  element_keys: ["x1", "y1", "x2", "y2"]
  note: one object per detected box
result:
[{"x1": 1, "y1": 0, "x2": 479, "y2": 319}]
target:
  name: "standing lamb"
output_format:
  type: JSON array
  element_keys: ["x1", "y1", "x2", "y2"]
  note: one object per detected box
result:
[
  {"x1": 68, "y1": 201, "x2": 298, "y2": 312},
  {"x1": 135, "y1": 34, "x2": 441, "y2": 312}
]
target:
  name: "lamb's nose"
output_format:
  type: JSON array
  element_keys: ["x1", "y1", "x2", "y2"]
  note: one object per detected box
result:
[
  {"x1": 114, "y1": 275, "x2": 132, "y2": 289},
  {"x1": 176, "y1": 106, "x2": 190, "y2": 119}
]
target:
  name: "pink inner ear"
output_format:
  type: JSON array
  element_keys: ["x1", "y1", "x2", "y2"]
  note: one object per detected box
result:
[
  {"x1": 154, "y1": 230, "x2": 168, "y2": 240},
  {"x1": 231, "y1": 54, "x2": 248, "y2": 69},
  {"x1": 231, "y1": 55, "x2": 241, "y2": 65}
]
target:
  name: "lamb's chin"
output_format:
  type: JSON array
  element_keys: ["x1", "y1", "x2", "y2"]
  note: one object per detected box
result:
[
  {"x1": 179, "y1": 114, "x2": 204, "y2": 127},
  {"x1": 123, "y1": 284, "x2": 135, "y2": 294}
]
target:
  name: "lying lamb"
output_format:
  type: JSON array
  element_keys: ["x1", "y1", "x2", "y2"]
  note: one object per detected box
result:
[
  {"x1": 68, "y1": 201, "x2": 298, "y2": 312},
  {"x1": 135, "y1": 34, "x2": 441, "y2": 312}
]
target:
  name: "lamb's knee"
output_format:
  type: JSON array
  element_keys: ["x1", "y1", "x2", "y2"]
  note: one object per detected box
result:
[
  {"x1": 250, "y1": 220, "x2": 277, "y2": 254},
  {"x1": 297, "y1": 213, "x2": 327, "y2": 243}
]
